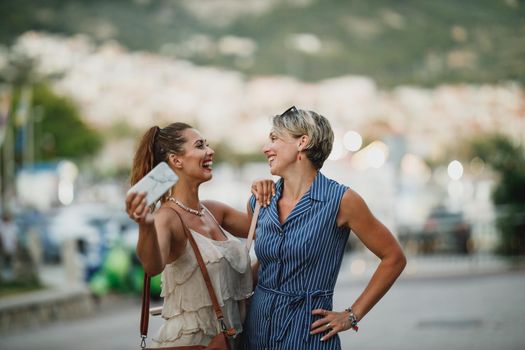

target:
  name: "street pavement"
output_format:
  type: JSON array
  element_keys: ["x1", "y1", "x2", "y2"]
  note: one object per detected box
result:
[{"x1": 2, "y1": 254, "x2": 525, "y2": 350}]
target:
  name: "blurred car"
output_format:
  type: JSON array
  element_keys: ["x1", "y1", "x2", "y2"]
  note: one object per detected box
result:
[
  {"x1": 398, "y1": 207, "x2": 472, "y2": 254},
  {"x1": 13, "y1": 209, "x2": 58, "y2": 263},
  {"x1": 420, "y1": 207, "x2": 472, "y2": 254},
  {"x1": 44, "y1": 203, "x2": 137, "y2": 274}
]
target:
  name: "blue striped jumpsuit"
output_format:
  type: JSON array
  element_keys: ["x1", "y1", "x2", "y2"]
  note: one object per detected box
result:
[{"x1": 244, "y1": 172, "x2": 350, "y2": 350}]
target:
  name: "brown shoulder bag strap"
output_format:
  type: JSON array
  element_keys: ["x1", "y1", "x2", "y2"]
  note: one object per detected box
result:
[
  {"x1": 139, "y1": 205, "x2": 235, "y2": 344},
  {"x1": 245, "y1": 201, "x2": 260, "y2": 251},
  {"x1": 140, "y1": 273, "x2": 151, "y2": 346}
]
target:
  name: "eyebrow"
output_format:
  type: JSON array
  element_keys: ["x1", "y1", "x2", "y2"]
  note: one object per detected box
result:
[{"x1": 193, "y1": 139, "x2": 206, "y2": 145}]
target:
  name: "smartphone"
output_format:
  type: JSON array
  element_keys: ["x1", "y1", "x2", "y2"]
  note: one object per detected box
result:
[{"x1": 127, "y1": 162, "x2": 178, "y2": 206}]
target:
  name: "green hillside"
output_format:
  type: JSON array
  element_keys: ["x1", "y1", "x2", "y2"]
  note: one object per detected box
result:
[{"x1": 1, "y1": 0, "x2": 524, "y2": 86}]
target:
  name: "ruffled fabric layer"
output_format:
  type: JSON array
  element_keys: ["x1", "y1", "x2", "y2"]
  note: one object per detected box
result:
[
  {"x1": 152, "y1": 299, "x2": 243, "y2": 347},
  {"x1": 152, "y1": 230, "x2": 252, "y2": 347}
]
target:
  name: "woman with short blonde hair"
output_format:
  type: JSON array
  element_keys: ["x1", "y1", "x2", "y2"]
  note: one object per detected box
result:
[{"x1": 243, "y1": 106, "x2": 406, "y2": 350}]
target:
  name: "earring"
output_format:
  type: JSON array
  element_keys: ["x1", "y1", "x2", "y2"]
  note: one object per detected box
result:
[{"x1": 298, "y1": 153, "x2": 302, "y2": 161}]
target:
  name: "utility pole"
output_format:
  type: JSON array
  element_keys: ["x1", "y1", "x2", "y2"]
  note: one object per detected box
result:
[
  {"x1": 0, "y1": 86, "x2": 15, "y2": 215},
  {"x1": 17, "y1": 86, "x2": 33, "y2": 168}
]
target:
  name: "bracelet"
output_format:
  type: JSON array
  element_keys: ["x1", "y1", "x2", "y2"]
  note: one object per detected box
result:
[{"x1": 344, "y1": 307, "x2": 359, "y2": 332}]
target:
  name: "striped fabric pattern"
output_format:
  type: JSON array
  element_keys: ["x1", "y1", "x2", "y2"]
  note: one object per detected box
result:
[{"x1": 243, "y1": 172, "x2": 350, "y2": 350}]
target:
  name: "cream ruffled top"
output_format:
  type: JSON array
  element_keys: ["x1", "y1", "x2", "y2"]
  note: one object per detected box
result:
[{"x1": 151, "y1": 225, "x2": 253, "y2": 348}]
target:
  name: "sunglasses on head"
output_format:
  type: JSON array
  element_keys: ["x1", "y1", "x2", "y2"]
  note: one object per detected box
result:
[{"x1": 279, "y1": 106, "x2": 298, "y2": 117}]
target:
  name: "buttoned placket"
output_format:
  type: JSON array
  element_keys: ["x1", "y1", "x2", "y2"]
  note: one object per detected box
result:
[
  {"x1": 276, "y1": 225, "x2": 286, "y2": 285},
  {"x1": 264, "y1": 225, "x2": 286, "y2": 350},
  {"x1": 249, "y1": 173, "x2": 347, "y2": 349}
]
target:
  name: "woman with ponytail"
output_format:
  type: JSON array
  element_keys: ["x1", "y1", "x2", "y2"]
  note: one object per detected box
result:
[{"x1": 126, "y1": 123, "x2": 272, "y2": 348}]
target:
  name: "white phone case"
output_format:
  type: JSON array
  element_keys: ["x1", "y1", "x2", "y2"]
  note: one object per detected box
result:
[{"x1": 127, "y1": 162, "x2": 178, "y2": 206}]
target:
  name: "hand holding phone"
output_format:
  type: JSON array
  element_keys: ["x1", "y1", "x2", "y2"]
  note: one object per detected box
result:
[{"x1": 127, "y1": 162, "x2": 178, "y2": 207}]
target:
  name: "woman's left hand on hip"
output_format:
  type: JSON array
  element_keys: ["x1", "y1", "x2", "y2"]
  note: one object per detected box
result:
[{"x1": 310, "y1": 308, "x2": 351, "y2": 341}]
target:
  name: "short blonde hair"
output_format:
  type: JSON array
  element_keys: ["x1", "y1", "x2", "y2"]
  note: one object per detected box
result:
[{"x1": 272, "y1": 107, "x2": 334, "y2": 170}]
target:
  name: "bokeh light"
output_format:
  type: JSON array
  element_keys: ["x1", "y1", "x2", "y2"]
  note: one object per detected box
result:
[
  {"x1": 343, "y1": 130, "x2": 363, "y2": 152},
  {"x1": 447, "y1": 160, "x2": 464, "y2": 180}
]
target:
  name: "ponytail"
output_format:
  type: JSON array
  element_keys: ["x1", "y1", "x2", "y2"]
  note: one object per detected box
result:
[
  {"x1": 129, "y1": 123, "x2": 192, "y2": 185},
  {"x1": 130, "y1": 126, "x2": 159, "y2": 185}
]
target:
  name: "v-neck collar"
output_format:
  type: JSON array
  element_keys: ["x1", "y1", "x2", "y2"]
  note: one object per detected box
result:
[{"x1": 268, "y1": 172, "x2": 327, "y2": 229}]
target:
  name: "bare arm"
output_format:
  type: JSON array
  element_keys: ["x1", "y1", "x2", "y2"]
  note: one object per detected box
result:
[
  {"x1": 136, "y1": 209, "x2": 184, "y2": 276},
  {"x1": 126, "y1": 192, "x2": 185, "y2": 276},
  {"x1": 202, "y1": 200, "x2": 251, "y2": 238},
  {"x1": 311, "y1": 188, "x2": 406, "y2": 341},
  {"x1": 135, "y1": 221, "x2": 163, "y2": 275},
  {"x1": 338, "y1": 189, "x2": 406, "y2": 320},
  {"x1": 202, "y1": 179, "x2": 274, "y2": 238}
]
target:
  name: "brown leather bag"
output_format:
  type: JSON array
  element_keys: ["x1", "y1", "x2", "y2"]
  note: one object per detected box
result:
[{"x1": 139, "y1": 208, "x2": 236, "y2": 350}]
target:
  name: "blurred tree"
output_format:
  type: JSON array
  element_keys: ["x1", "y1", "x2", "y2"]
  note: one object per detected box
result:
[
  {"x1": 468, "y1": 133, "x2": 525, "y2": 255},
  {"x1": 0, "y1": 48, "x2": 103, "y2": 163},
  {"x1": 0, "y1": 49, "x2": 45, "y2": 289},
  {"x1": 0, "y1": 48, "x2": 102, "y2": 289},
  {"x1": 0, "y1": 49, "x2": 40, "y2": 215},
  {"x1": 30, "y1": 83, "x2": 102, "y2": 161}
]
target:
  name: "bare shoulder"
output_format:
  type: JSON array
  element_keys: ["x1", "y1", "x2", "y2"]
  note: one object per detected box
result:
[
  {"x1": 155, "y1": 206, "x2": 185, "y2": 238},
  {"x1": 202, "y1": 199, "x2": 227, "y2": 210},
  {"x1": 202, "y1": 200, "x2": 247, "y2": 231},
  {"x1": 337, "y1": 188, "x2": 371, "y2": 227},
  {"x1": 202, "y1": 199, "x2": 229, "y2": 219},
  {"x1": 154, "y1": 206, "x2": 176, "y2": 223},
  {"x1": 340, "y1": 188, "x2": 367, "y2": 209}
]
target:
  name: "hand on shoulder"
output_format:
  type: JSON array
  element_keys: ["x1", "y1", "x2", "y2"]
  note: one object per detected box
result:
[{"x1": 251, "y1": 178, "x2": 276, "y2": 207}]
